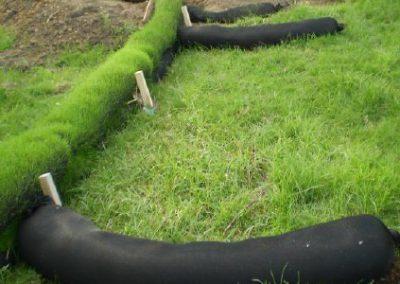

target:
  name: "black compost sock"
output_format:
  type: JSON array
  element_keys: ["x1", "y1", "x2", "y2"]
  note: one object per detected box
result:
[
  {"x1": 179, "y1": 17, "x2": 344, "y2": 49},
  {"x1": 154, "y1": 43, "x2": 179, "y2": 81},
  {"x1": 187, "y1": 3, "x2": 283, "y2": 23},
  {"x1": 19, "y1": 205, "x2": 397, "y2": 283}
]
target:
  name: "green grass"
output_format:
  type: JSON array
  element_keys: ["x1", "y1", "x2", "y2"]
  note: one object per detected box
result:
[
  {"x1": 3, "y1": 0, "x2": 400, "y2": 282},
  {"x1": 64, "y1": 0, "x2": 399, "y2": 237},
  {"x1": 1, "y1": 265, "x2": 41, "y2": 284},
  {"x1": 0, "y1": 46, "x2": 110, "y2": 141},
  {"x1": 0, "y1": 26, "x2": 14, "y2": 51}
]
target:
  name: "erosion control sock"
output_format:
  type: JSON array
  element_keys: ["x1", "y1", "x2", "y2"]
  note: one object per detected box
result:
[
  {"x1": 154, "y1": 42, "x2": 180, "y2": 82},
  {"x1": 187, "y1": 3, "x2": 283, "y2": 23},
  {"x1": 179, "y1": 17, "x2": 345, "y2": 49},
  {"x1": 19, "y1": 205, "x2": 396, "y2": 283}
]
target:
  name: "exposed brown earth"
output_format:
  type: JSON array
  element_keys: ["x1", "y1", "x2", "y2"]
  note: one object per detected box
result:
[
  {"x1": 379, "y1": 260, "x2": 400, "y2": 284},
  {"x1": 0, "y1": 0, "x2": 147, "y2": 68}
]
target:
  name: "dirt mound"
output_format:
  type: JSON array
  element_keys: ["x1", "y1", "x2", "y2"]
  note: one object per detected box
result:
[{"x1": 0, "y1": 0, "x2": 147, "y2": 68}]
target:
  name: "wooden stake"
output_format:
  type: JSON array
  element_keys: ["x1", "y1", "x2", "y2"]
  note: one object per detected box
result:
[
  {"x1": 181, "y1": 6, "x2": 192, "y2": 27},
  {"x1": 142, "y1": 0, "x2": 155, "y2": 23},
  {"x1": 135, "y1": 70, "x2": 154, "y2": 109},
  {"x1": 39, "y1": 173, "x2": 62, "y2": 206}
]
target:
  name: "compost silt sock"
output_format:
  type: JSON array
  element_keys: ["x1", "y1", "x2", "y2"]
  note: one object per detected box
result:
[
  {"x1": 18, "y1": 205, "x2": 398, "y2": 283},
  {"x1": 179, "y1": 17, "x2": 345, "y2": 49},
  {"x1": 186, "y1": 2, "x2": 284, "y2": 23}
]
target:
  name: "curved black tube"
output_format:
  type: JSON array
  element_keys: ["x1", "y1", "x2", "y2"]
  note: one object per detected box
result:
[
  {"x1": 187, "y1": 3, "x2": 283, "y2": 23},
  {"x1": 154, "y1": 47, "x2": 176, "y2": 81},
  {"x1": 19, "y1": 205, "x2": 396, "y2": 283},
  {"x1": 154, "y1": 42, "x2": 180, "y2": 81},
  {"x1": 179, "y1": 17, "x2": 345, "y2": 49}
]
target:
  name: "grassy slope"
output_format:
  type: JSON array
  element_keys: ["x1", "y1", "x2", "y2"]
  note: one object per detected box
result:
[
  {"x1": 3, "y1": 0, "x2": 400, "y2": 282},
  {"x1": 0, "y1": 47, "x2": 110, "y2": 141},
  {"x1": 0, "y1": 16, "x2": 138, "y2": 141}
]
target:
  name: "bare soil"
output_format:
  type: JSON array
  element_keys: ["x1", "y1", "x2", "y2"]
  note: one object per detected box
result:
[
  {"x1": 379, "y1": 260, "x2": 400, "y2": 284},
  {"x1": 0, "y1": 0, "x2": 147, "y2": 68}
]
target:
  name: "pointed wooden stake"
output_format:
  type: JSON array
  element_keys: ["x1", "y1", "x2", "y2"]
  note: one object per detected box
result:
[
  {"x1": 181, "y1": 6, "x2": 192, "y2": 27},
  {"x1": 39, "y1": 173, "x2": 62, "y2": 206},
  {"x1": 135, "y1": 70, "x2": 155, "y2": 109},
  {"x1": 142, "y1": 0, "x2": 155, "y2": 23}
]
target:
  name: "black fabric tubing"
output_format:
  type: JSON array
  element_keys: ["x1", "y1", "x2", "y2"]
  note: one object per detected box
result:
[
  {"x1": 179, "y1": 17, "x2": 345, "y2": 49},
  {"x1": 153, "y1": 42, "x2": 180, "y2": 82},
  {"x1": 187, "y1": 3, "x2": 283, "y2": 24},
  {"x1": 19, "y1": 205, "x2": 396, "y2": 283}
]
